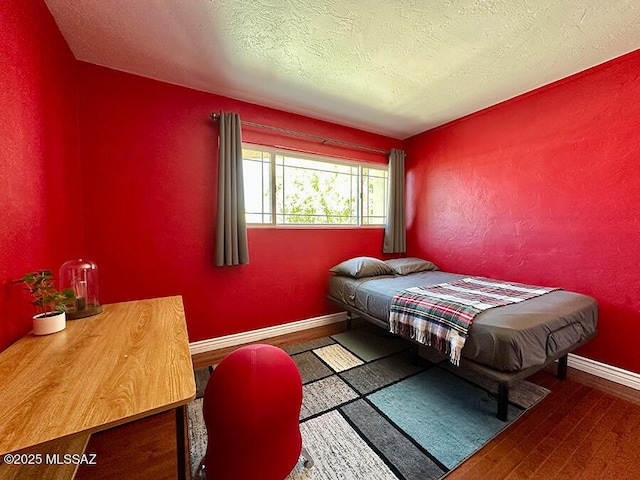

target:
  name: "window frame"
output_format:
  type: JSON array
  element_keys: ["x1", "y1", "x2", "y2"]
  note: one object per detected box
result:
[{"x1": 242, "y1": 143, "x2": 388, "y2": 228}]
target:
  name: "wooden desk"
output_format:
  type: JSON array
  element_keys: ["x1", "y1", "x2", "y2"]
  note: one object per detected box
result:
[{"x1": 0, "y1": 296, "x2": 195, "y2": 479}]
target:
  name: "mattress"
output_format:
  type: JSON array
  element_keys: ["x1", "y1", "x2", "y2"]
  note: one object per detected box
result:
[{"x1": 329, "y1": 271, "x2": 598, "y2": 372}]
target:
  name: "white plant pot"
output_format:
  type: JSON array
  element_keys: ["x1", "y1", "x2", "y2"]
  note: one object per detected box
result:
[{"x1": 33, "y1": 311, "x2": 66, "y2": 335}]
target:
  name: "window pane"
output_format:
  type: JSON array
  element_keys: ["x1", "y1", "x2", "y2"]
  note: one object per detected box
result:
[
  {"x1": 275, "y1": 155, "x2": 358, "y2": 225},
  {"x1": 242, "y1": 149, "x2": 272, "y2": 224},
  {"x1": 362, "y1": 167, "x2": 388, "y2": 225},
  {"x1": 242, "y1": 144, "x2": 387, "y2": 227}
]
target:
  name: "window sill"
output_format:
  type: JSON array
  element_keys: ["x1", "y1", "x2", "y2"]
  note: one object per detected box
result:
[{"x1": 247, "y1": 224, "x2": 385, "y2": 230}]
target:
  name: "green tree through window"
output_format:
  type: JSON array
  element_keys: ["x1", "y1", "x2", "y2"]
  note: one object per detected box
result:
[{"x1": 243, "y1": 145, "x2": 387, "y2": 226}]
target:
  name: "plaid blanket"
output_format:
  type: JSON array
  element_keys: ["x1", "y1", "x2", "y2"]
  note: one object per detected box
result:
[{"x1": 389, "y1": 277, "x2": 559, "y2": 365}]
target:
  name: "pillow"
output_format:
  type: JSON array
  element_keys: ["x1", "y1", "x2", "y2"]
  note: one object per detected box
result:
[
  {"x1": 384, "y1": 257, "x2": 439, "y2": 275},
  {"x1": 329, "y1": 256, "x2": 396, "y2": 278}
]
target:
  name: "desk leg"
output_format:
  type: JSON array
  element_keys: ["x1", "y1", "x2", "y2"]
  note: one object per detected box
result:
[{"x1": 176, "y1": 405, "x2": 187, "y2": 480}]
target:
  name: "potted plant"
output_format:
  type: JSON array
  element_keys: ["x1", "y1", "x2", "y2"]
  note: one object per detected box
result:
[{"x1": 23, "y1": 270, "x2": 75, "y2": 335}]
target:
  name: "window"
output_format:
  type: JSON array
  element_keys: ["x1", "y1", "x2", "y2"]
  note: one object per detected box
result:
[{"x1": 242, "y1": 145, "x2": 388, "y2": 226}]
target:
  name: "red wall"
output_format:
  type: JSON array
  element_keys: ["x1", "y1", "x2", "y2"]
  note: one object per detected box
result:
[
  {"x1": 0, "y1": 0, "x2": 83, "y2": 350},
  {"x1": 404, "y1": 50, "x2": 640, "y2": 373},
  {"x1": 6, "y1": 1, "x2": 638, "y2": 376},
  {"x1": 77, "y1": 63, "x2": 401, "y2": 342}
]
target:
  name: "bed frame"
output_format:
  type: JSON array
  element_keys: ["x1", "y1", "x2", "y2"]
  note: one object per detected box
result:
[{"x1": 329, "y1": 295, "x2": 597, "y2": 421}]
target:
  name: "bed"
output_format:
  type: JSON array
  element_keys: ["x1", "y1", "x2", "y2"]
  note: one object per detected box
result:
[{"x1": 327, "y1": 257, "x2": 598, "y2": 420}]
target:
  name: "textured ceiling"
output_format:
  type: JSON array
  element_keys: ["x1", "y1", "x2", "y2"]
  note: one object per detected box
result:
[{"x1": 44, "y1": 0, "x2": 640, "y2": 139}]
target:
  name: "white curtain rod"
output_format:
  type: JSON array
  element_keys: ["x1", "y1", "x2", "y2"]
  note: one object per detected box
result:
[{"x1": 210, "y1": 112, "x2": 390, "y2": 155}]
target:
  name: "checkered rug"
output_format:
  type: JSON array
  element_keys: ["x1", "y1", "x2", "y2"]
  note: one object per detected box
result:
[{"x1": 188, "y1": 326, "x2": 549, "y2": 479}]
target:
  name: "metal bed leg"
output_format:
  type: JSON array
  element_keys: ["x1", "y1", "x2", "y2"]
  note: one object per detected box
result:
[
  {"x1": 557, "y1": 354, "x2": 568, "y2": 380},
  {"x1": 497, "y1": 383, "x2": 509, "y2": 421},
  {"x1": 346, "y1": 312, "x2": 353, "y2": 330}
]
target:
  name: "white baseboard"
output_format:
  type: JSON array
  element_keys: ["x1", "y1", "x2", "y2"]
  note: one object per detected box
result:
[
  {"x1": 189, "y1": 312, "x2": 348, "y2": 356},
  {"x1": 568, "y1": 353, "x2": 640, "y2": 391}
]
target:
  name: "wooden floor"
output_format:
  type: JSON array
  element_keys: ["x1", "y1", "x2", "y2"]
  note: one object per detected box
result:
[{"x1": 76, "y1": 322, "x2": 640, "y2": 479}]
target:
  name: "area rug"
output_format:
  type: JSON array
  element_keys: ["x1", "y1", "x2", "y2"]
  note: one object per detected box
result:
[{"x1": 187, "y1": 326, "x2": 550, "y2": 479}]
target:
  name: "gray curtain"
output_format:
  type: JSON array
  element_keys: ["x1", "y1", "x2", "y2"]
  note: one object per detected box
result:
[
  {"x1": 215, "y1": 112, "x2": 249, "y2": 266},
  {"x1": 383, "y1": 148, "x2": 406, "y2": 253}
]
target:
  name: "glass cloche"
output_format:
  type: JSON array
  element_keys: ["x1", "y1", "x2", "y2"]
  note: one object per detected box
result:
[{"x1": 59, "y1": 259, "x2": 103, "y2": 319}]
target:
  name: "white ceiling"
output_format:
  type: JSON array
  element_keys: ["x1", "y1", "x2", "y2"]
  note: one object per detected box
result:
[{"x1": 44, "y1": 0, "x2": 640, "y2": 139}]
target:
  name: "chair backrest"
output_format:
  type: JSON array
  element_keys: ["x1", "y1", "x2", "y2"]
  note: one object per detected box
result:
[{"x1": 203, "y1": 344, "x2": 303, "y2": 480}]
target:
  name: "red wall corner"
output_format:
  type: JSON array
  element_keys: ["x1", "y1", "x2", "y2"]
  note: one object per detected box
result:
[{"x1": 0, "y1": 0, "x2": 83, "y2": 349}]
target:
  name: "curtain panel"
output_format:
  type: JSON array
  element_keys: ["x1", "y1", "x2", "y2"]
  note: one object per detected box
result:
[
  {"x1": 215, "y1": 112, "x2": 249, "y2": 266},
  {"x1": 383, "y1": 148, "x2": 406, "y2": 253}
]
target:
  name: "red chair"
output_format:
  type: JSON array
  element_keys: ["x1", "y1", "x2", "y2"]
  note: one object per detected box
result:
[{"x1": 202, "y1": 344, "x2": 313, "y2": 480}]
